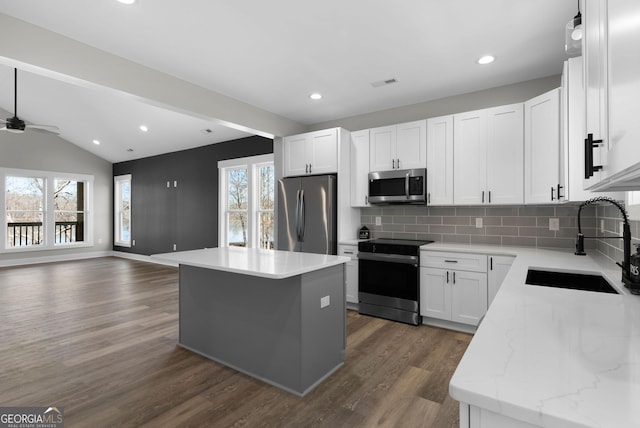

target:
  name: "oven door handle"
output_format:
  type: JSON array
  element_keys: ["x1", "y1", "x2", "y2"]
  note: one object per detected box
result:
[
  {"x1": 358, "y1": 252, "x2": 418, "y2": 265},
  {"x1": 405, "y1": 172, "x2": 410, "y2": 199}
]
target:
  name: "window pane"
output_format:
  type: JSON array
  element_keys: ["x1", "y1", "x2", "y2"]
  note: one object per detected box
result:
[
  {"x1": 259, "y1": 212, "x2": 274, "y2": 249},
  {"x1": 228, "y1": 212, "x2": 248, "y2": 247},
  {"x1": 54, "y1": 179, "x2": 85, "y2": 243},
  {"x1": 6, "y1": 176, "x2": 44, "y2": 248},
  {"x1": 117, "y1": 179, "x2": 131, "y2": 244},
  {"x1": 259, "y1": 165, "x2": 274, "y2": 210},
  {"x1": 227, "y1": 168, "x2": 248, "y2": 210}
]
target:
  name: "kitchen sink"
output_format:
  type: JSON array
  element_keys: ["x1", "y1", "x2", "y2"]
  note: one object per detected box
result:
[{"x1": 525, "y1": 269, "x2": 619, "y2": 294}]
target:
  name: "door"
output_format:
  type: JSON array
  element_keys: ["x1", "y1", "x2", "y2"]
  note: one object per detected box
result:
[
  {"x1": 454, "y1": 110, "x2": 487, "y2": 204},
  {"x1": 524, "y1": 89, "x2": 561, "y2": 203},
  {"x1": 396, "y1": 120, "x2": 427, "y2": 170},
  {"x1": 276, "y1": 177, "x2": 302, "y2": 252},
  {"x1": 308, "y1": 129, "x2": 338, "y2": 174},
  {"x1": 450, "y1": 270, "x2": 487, "y2": 326},
  {"x1": 487, "y1": 104, "x2": 524, "y2": 204},
  {"x1": 299, "y1": 175, "x2": 337, "y2": 255},
  {"x1": 369, "y1": 125, "x2": 396, "y2": 171},
  {"x1": 283, "y1": 134, "x2": 308, "y2": 177},
  {"x1": 420, "y1": 267, "x2": 451, "y2": 320},
  {"x1": 605, "y1": 0, "x2": 640, "y2": 180},
  {"x1": 426, "y1": 115, "x2": 454, "y2": 205}
]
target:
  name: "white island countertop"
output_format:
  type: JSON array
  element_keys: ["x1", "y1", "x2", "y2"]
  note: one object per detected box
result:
[
  {"x1": 430, "y1": 243, "x2": 640, "y2": 428},
  {"x1": 152, "y1": 246, "x2": 349, "y2": 279}
]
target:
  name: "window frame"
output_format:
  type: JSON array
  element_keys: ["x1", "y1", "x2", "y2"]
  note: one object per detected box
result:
[
  {"x1": 114, "y1": 174, "x2": 132, "y2": 247},
  {"x1": 1, "y1": 167, "x2": 94, "y2": 253},
  {"x1": 218, "y1": 154, "x2": 274, "y2": 249}
]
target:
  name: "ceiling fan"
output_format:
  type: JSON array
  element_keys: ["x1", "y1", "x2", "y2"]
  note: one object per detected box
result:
[{"x1": 1, "y1": 68, "x2": 59, "y2": 134}]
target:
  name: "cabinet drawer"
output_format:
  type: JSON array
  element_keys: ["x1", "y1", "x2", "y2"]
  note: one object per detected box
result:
[
  {"x1": 420, "y1": 251, "x2": 487, "y2": 273},
  {"x1": 338, "y1": 245, "x2": 358, "y2": 259}
]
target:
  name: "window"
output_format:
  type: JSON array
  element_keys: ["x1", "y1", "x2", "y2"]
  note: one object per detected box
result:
[
  {"x1": 218, "y1": 154, "x2": 274, "y2": 249},
  {"x1": 114, "y1": 174, "x2": 132, "y2": 247},
  {"x1": 1, "y1": 168, "x2": 93, "y2": 252}
]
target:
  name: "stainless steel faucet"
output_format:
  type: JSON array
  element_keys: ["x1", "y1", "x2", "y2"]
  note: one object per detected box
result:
[{"x1": 575, "y1": 196, "x2": 632, "y2": 286}]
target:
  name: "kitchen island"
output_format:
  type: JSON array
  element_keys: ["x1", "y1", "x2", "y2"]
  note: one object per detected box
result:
[
  {"x1": 153, "y1": 247, "x2": 350, "y2": 396},
  {"x1": 429, "y1": 243, "x2": 640, "y2": 428}
]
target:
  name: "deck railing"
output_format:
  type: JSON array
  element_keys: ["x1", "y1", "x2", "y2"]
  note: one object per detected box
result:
[{"x1": 7, "y1": 221, "x2": 81, "y2": 246}]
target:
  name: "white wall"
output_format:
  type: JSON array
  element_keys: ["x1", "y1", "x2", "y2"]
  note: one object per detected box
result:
[{"x1": 0, "y1": 108, "x2": 112, "y2": 264}]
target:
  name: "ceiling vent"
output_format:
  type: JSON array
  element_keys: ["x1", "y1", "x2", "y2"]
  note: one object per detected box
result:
[{"x1": 371, "y1": 78, "x2": 399, "y2": 88}]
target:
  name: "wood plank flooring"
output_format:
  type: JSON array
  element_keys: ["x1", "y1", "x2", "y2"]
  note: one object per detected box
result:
[{"x1": 0, "y1": 257, "x2": 472, "y2": 427}]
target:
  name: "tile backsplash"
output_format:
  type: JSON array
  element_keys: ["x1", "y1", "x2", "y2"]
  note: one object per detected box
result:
[
  {"x1": 596, "y1": 204, "x2": 640, "y2": 263},
  {"x1": 360, "y1": 204, "x2": 597, "y2": 249}
]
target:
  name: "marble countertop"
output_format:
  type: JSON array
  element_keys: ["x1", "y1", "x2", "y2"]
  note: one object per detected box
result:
[
  {"x1": 152, "y1": 247, "x2": 349, "y2": 279},
  {"x1": 432, "y1": 243, "x2": 640, "y2": 427}
]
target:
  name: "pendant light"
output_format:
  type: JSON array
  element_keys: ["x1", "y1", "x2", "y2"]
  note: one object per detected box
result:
[{"x1": 565, "y1": 0, "x2": 582, "y2": 56}]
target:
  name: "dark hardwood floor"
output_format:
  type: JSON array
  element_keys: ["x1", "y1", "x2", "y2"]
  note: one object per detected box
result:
[{"x1": 0, "y1": 257, "x2": 472, "y2": 427}]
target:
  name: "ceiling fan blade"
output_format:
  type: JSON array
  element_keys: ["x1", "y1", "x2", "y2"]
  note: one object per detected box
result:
[{"x1": 26, "y1": 124, "x2": 59, "y2": 131}]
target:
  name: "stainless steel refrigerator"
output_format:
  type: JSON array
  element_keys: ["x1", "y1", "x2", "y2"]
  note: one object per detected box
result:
[{"x1": 277, "y1": 174, "x2": 337, "y2": 255}]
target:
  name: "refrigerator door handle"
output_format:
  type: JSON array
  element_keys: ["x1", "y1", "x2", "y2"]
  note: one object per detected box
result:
[
  {"x1": 299, "y1": 190, "x2": 305, "y2": 241},
  {"x1": 295, "y1": 190, "x2": 302, "y2": 241}
]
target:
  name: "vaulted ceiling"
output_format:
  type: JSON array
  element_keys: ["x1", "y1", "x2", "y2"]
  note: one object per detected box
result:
[{"x1": 0, "y1": 1, "x2": 578, "y2": 162}]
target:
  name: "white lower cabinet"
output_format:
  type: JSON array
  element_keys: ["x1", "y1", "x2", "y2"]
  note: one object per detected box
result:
[
  {"x1": 487, "y1": 255, "x2": 515, "y2": 308},
  {"x1": 338, "y1": 244, "x2": 358, "y2": 304},
  {"x1": 420, "y1": 251, "x2": 488, "y2": 326},
  {"x1": 460, "y1": 403, "x2": 540, "y2": 428}
]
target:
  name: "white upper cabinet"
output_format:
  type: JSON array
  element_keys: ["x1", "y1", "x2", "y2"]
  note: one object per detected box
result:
[
  {"x1": 283, "y1": 128, "x2": 338, "y2": 177},
  {"x1": 454, "y1": 104, "x2": 523, "y2": 205},
  {"x1": 369, "y1": 120, "x2": 426, "y2": 171},
  {"x1": 582, "y1": 0, "x2": 640, "y2": 190},
  {"x1": 524, "y1": 88, "x2": 562, "y2": 204},
  {"x1": 350, "y1": 129, "x2": 370, "y2": 207},
  {"x1": 426, "y1": 115, "x2": 454, "y2": 205},
  {"x1": 582, "y1": 0, "x2": 608, "y2": 188}
]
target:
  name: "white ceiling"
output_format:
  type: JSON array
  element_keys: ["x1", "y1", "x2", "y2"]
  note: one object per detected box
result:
[{"x1": 0, "y1": 0, "x2": 578, "y2": 163}]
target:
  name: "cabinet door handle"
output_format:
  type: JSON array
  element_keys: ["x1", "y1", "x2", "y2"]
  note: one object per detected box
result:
[
  {"x1": 365, "y1": 195, "x2": 368, "y2": 205},
  {"x1": 305, "y1": 164, "x2": 308, "y2": 174},
  {"x1": 453, "y1": 272, "x2": 456, "y2": 284},
  {"x1": 427, "y1": 193, "x2": 431, "y2": 204},
  {"x1": 488, "y1": 191, "x2": 491, "y2": 203},
  {"x1": 397, "y1": 158, "x2": 400, "y2": 169},
  {"x1": 482, "y1": 191, "x2": 485, "y2": 203},
  {"x1": 444, "y1": 260, "x2": 458, "y2": 263},
  {"x1": 551, "y1": 186, "x2": 555, "y2": 201},
  {"x1": 392, "y1": 159, "x2": 396, "y2": 169},
  {"x1": 309, "y1": 164, "x2": 312, "y2": 173},
  {"x1": 557, "y1": 184, "x2": 564, "y2": 200},
  {"x1": 490, "y1": 257, "x2": 493, "y2": 271},
  {"x1": 584, "y1": 134, "x2": 604, "y2": 178},
  {"x1": 446, "y1": 271, "x2": 449, "y2": 283}
]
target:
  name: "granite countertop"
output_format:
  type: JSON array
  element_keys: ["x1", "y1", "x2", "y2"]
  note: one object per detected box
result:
[
  {"x1": 152, "y1": 247, "x2": 349, "y2": 279},
  {"x1": 431, "y1": 243, "x2": 640, "y2": 427}
]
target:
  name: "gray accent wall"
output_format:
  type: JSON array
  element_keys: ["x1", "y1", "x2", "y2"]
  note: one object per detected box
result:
[{"x1": 360, "y1": 204, "x2": 597, "y2": 249}]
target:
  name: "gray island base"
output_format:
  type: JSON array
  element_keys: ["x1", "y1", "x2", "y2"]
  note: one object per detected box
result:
[{"x1": 178, "y1": 262, "x2": 346, "y2": 396}]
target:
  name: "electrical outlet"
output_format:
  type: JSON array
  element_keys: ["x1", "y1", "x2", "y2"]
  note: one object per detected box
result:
[
  {"x1": 320, "y1": 295, "x2": 330, "y2": 308},
  {"x1": 600, "y1": 219, "x2": 605, "y2": 233},
  {"x1": 375, "y1": 216, "x2": 382, "y2": 226},
  {"x1": 132, "y1": 239, "x2": 136, "y2": 246},
  {"x1": 475, "y1": 218, "x2": 483, "y2": 228},
  {"x1": 549, "y1": 218, "x2": 560, "y2": 231}
]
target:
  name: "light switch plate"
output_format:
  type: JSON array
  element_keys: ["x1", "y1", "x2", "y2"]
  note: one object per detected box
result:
[
  {"x1": 475, "y1": 218, "x2": 483, "y2": 228},
  {"x1": 549, "y1": 218, "x2": 560, "y2": 231},
  {"x1": 320, "y1": 295, "x2": 330, "y2": 308},
  {"x1": 375, "y1": 216, "x2": 382, "y2": 226}
]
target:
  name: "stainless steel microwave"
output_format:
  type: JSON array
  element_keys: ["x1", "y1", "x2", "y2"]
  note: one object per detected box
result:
[{"x1": 368, "y1": 168, "x2": 427, "y2": 205}]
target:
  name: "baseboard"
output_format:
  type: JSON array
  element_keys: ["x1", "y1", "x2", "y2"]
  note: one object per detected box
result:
[
  {"x1": 112, "y1": 251, "x2": 178, "y2": 267},
  {"x1": 421, "y1": 317, "x2": 477, "y2": 334},
  {"x1": 0, "y1": 250, "x2": 113, "y2": 268}
]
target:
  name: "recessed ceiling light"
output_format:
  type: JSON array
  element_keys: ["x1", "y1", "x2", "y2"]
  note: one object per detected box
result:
[
  {"x1": 309, "y1": 93, "x2": 322, "y2": 100},
  {"x1": 139, "y1": 125, "x2": 148, "y2": 132},
  {"x1": 477, "y1": 55, "x2": 495, "y2": 65},
  {"x1": 92, "y1": 139, "x2": 100, "y2": 145},
  {"x1": 117, "y1": 0, "x2": 136, "y2": 4}
]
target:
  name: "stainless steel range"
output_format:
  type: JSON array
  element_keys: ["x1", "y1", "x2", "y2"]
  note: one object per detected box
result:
[{"x1": 358, "y1": 238, "x2": 433, "y2": 325}]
